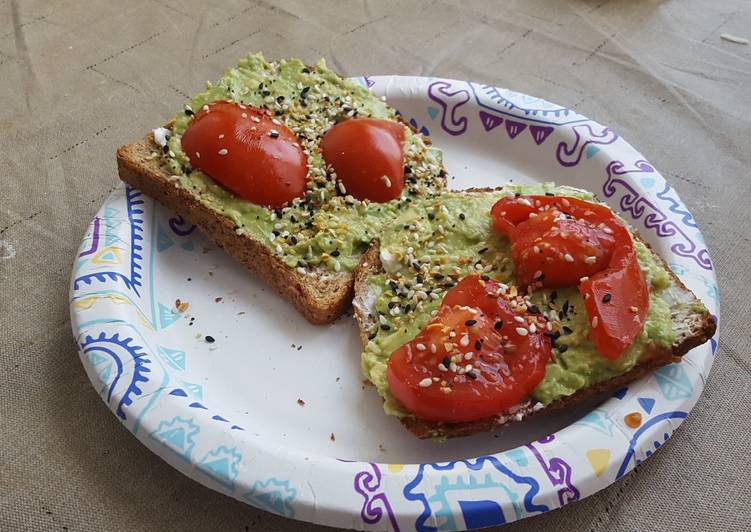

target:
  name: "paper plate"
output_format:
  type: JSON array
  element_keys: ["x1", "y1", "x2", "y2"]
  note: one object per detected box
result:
[{"x1": 70, "y1": 76, "x2": 719, "y2": 531}]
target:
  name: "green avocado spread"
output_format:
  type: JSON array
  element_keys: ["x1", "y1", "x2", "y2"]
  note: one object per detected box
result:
[
  {"x1": 359, "y1": 184, "x2": 684, "y2": 416},
  {"x1": 158, "y1": 54, "x2": 701, "y2": 418},
  {"x1": 161, "y1": 53, "x2": 445, "y2": 272}
]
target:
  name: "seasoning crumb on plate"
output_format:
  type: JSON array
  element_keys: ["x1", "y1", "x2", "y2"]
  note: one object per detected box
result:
[
  {"x1": 297, "y1": 399, "x2": 305, "y2": 406},
  {"x1": 330, "y1": 432, "x2": 336, "y2": 442}
]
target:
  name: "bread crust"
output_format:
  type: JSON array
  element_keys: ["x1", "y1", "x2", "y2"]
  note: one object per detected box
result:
[{"x1": 352, "y1": 194, "x2": 716, "y2": 439}]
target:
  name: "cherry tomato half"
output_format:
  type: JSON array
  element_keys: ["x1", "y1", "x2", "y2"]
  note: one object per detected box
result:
[
  {"x1": 181, "y1": 101, "x2": 308, "y2": 209},
  {"x1": 321, "y1": 118, "x2": 405, "y2": 202},
  {"x1": 491, "y1": 195, "x2": 649, "y2": 360},
  {"x1": 387, "y1": 275, "x2": 551, "y2": 422}
]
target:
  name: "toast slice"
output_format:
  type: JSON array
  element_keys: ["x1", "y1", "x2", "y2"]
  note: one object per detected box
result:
[
  {"x1": 117, "y1": 54, "x2": 445, "y2": 324},
  {"x1": 352, "y1": 187, "x2": 716, "y2": 438}
]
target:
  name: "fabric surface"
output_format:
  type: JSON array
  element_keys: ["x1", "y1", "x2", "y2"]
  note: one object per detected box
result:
[{"x1": 1, "y1": 0, "x2": 750, "y2": 530}]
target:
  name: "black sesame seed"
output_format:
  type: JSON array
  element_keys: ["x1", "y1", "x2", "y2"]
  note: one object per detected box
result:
[
  {"x1": 290, "y1": 236, "x2": 298, "y2": 245},
  {"x1": 474, "y1": 340, "x2": 482, "y2": 350},
  {"x1": 162, "y1": 144, "x2": 169, "y2": 154},
  {"x1": 380, "y1": 324, "x2": 391, "y2": 331},
  {"x1": 368, "y1": 330, "x2": 378, "y2": 340},
  {"x1": 481, "y1": 275, "x2": 490, "y2": 281},
  {"x1": 388, "y1": 280, "x2": 398, "y2": 291},
  {"x1": 416, "y1": 275, "x2": 424, "y2": 284},
  {"x1": 428, "y1": 212, "x2": 435, "y2": 220},
  {"x1": 602, "y1": 293, "x2": 612, "y2": 303},
  {"x1": 272, "y1": 230, "x2": 280, "y2": 237},
  {"x1": 478, "y1": 247, "x2": 488, "y2": 254},
  {"x1": 562, "y1": 326, "x2": 573, "y2": 335},
  {"x1": 528, "y1": 305, "x2": 540, "y2": 314},
  {"x1": 459, "y1": 213, "x2": 466, "y2": 220},
  {"x1": 269, "y1": 131, "x2": 279, "y2": 138},
  {"x1": 404, "y1": 304, "x2": 411, "y2": 313},
  {"x1": 404, "y1": 165, "x2": 412, "y2": 174},
  {"x1": 434, "y1": 273, "x2": 445, "y2": 280},
  {"x1": 558, "y1": 344, "x2": 569, "y2": 353},
  {"x1": 302, "y1": 67, "x2": 311, "y2": 74},
  {"x1": 387, "y1": 301, "x2": 396, "y2": 309},
  {"x1": 545, "y1": 192, "x2": 554, "y2": 196},
  {"x1": 494, "y1": 320, "x2": 503, "y2": 330},
  {"x1": 276, "y1": 95, "x2": 285, "y2": 103},
  {"x1": 467, "y1": 371, "x2": 478, "y2": 380},
  {"x1": 562, "y1": 301, "x2": 570, "y2": 314},
  {"x1": 205, "y1": 335, "x2": 215, "y2": 343},
  {"x1": 261, "y1": 89, "x2": 271, "y2": 96},
  {"x1": 550, "y1": 290, "x2": 558, "y2": 301},
  {"x1": 442, "y1": 357, "x2": 451, "y2": 367},
  {"x1": 465, "y1": 319, "x2": 477, "y2": 326},
  {"x1": 185, "y1": 109, "x2": 194, "y2": 116},
  {"x1": 331, "y1": 250, "x2": 340, "y2": 257}
]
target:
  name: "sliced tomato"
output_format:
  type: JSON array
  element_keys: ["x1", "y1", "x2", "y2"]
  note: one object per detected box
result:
[
  {"x1": 321, "y1": 118, "x2": 404, "y2": 202},
  {"x1": 387, "y1": 275, "x2": 551, "y2": 422},
  {"x1": 491, "y1": 195, "x2": 649, "y2": 360},
  {"x1": 181, "y1": 101, "x2": 308, "y2": 208}
]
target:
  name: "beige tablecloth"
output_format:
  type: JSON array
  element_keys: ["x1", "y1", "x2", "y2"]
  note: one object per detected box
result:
[{"x1": 2, "y1": 0, "x2": 750, "y2": 530}]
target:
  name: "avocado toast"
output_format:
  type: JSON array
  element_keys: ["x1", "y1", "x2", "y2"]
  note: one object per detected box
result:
[
  {"x1": 353, "y1": 185, "x2": 716, "y2": 438},
  {"x1": 118, "y1": 53, "x2": 445, "y2": 324}
]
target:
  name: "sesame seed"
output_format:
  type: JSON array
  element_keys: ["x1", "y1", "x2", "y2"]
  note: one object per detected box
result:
[
  {"x1": 630, "y1": 306, "x2": 639, "y2": 313},
  {"x1": 218, "y1": 134, "x2": 225, "y2": 139},
  {"x1": 195, "y1": 151, "x2": 201, "y2": 159},
  {"x1": 449, "y1": 362, "x2": 458, "y2": 372},
  {"x1": 381, "y1": 175, "x2": 392, "y2": 188},
  {"x1": 430, "y1": 344, "x2": 437, "y2": 353},
  {"x1": 437, "y1": 363, "x2": 448, "y2": 372},
  {"x1": 459, "y1": 335, "x2": 470, "y2": 347},
  {"x1": 218, "y1": 148, "x2": 228, "y2": 156},
  {"x1": 580, "y1": 276, "x2": 589, "y2": 282},
  {"x1": 591, "y1": 316, "x2": 599, "y2": 328},
  {"x1": 561, "y1": 198, "x2": 570, "y2": 208},
  {"x1": 518, "y1": 198, "x2": 532, "y2": 207},
  {"x1": 440, "y1": 387, "x2": 452, "y2": 394},
  {"x1": 464, "y1": 352, "x2": 473, "y2": 360},
  {"x1": 465, "y1": 319, "x2": 477, "y2": 326},
  {"x1": 514, "y1": 316, "x2": 524, "y2": 323},
  {"x1": 584, "y1": 255, "x2": 597, "y2": 265},
  {"x1": 602, "y1": 293, "x2": 612, "y2": 303},
  {"x1": 529, "y1": 323, "x2": 537, "y2": 334},
  {"x1": 533, "y1": 270, "x2": 543, "y2": 280},
  {"x1": 415, "y1": 343, "x2": 426, "y2": 351},
  {"x1": 516, "y1": 327, "x2": 529, "y2": 336},
  {"x1": 602, "y1": 226, "x2": 614, "y2": 234},
  {"x1": 418, "y1": 378, "x2": 433, "y2": 388},
  {"x1": 296, "y1": 267, "x2": 306, "y2": 274},
  {"x1": 564, "y1": 253, "x2": 574, "y2": 262}
]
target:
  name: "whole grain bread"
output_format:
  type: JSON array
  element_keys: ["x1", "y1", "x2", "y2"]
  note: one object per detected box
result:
[
  {"x1": 118, "y1": 134, "x2": 354, "y2": 324},
  {"x1": 352, "y1": 207, "x2": 716, "y2": 439}
]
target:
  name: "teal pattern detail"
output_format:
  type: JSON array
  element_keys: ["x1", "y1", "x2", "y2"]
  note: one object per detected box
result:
[
  {"x1": 198, "y1": 446, "x2": 242, "y2": 490},
  {"x1": 150, "y1": 416, "x2": 200, "y2": 461},
  {"x1": 158, "y1": 345, "x2": 186, "y2": 370},
  {"x1": 654, "y1": 364, "x2": 693, "y2": 400},
  {"x1": 242, "y1": 478, "x2": 297, "y2": 518},
  {"x1": 574, "y1": 408, "x2": 616, "y2": 437}
]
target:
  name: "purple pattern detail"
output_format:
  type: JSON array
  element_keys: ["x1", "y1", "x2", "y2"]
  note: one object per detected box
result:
[
  {"x1": 427, "y1": 81, "x2": 470, "y2": 136},
  {"x1": 526, "y1": 435, "x2": 580, "y2": 506},
  {"x1": 479, "y1": 110, "x2": 503, "y2": 131},
  {"x1": 602, "y1": 160, "x2": 712, "y2": 270},
  {"x1": 353, "y1": 463, "x2": 400, "y2": 531},
  {"x1": 556, "y1": 124, "x2": 618, "y2": 167},
  {"x1": 364, "y1": 76, "x2": 375, "y2": 88},
  {"x1": 529, "y1": 125, "x2": 554, "y2": 145},
  {"x1": 505, "y1": 120, "x2": 527, "y2": 139},
  {"x1": 169, "y1": 215, "x2": 196, "y2": 236},
  {"x1": 79, "y1": 217, "x2": 101, "y2": 257}
]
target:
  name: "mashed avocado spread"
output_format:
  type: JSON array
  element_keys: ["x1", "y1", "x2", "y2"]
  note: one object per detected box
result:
[
  {"x1": 161, "y1": 53, "x2": 445, "y2": 272},
  {"x1": 158, "y1": 54, "x2": 694, "y2": 416},
  {"x1": 360, "y1": 184, "x2": 681, "y2": 414}
]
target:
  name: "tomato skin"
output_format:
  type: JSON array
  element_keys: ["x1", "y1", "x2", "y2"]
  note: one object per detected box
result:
[
  {"x1": 491, "y1": 195, "x2": 649, "y2": 360},
  {"x1": 181, "y1": 101, "x2": 308, "y2": 209},
  {"x1": 386, "y1": 275, "x2": 551, "y2": 422},
  {"x1": 321, "y1": 118, "x2": 404, "y2": 202}
]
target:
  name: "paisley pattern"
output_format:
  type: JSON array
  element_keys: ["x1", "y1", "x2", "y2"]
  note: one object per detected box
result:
[{"x1": 70, "y1": 76, "x2": 719, "y2": 531}]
